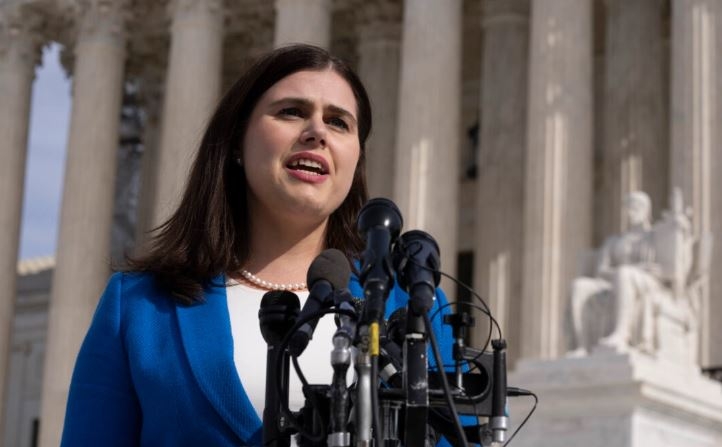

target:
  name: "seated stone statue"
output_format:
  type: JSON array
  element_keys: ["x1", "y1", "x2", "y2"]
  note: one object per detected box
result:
[{"x1": 567, "y1": 189, "x2": 710, "y2": 363}]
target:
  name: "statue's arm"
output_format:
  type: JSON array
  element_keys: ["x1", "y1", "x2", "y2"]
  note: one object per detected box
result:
[{"x1": 594, "y1": 240, "x2": 614, "y2": 280}]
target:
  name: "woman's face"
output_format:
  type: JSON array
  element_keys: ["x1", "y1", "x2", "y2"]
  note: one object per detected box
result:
[{"x1": 242, "y1": 69, "x2": 361, "y2": 226}]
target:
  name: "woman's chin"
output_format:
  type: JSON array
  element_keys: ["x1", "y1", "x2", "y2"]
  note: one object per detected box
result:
[{"x1": 283, "y1": 199, "x2": 335, "y2": 224}]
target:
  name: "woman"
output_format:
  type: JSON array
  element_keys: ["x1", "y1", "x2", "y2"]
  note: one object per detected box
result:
[{"x1": 61, "y1": 44, "x2": 454, "y2": 446}]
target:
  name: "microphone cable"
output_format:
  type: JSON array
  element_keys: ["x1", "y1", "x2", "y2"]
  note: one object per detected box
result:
[
  {"x1": 424, "y1": 312, "x2": 469, "y2": 446},
  {"x1": 430, "y1": 270, "x2": 503, "y2": 344},
  {"x1": 504, "y1": 388, "x2": 538, "y2": 446}
]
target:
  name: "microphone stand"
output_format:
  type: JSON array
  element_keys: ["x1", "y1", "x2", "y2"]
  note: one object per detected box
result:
[
  {"x1": 265, "y1": 346, "x2": 292, "y2": 447},
  {"x1": 328, "y1": 290, "x2": 356, "y2": 447},
  {"x1": 355, "y1": 198, "x2": 403, "y2": 447},
  {"x1": 403, "y1": 284, "x2": 433, "y2": 447},
  {"x1": 392, "y1": 230, "x2": 469, "y2": 446},
  {"x1": 355, "y1": 342, "x2": 373, "y2": 446},
  {"x1": 259, "y1": 291, "x2": 300, "y2": 447}
]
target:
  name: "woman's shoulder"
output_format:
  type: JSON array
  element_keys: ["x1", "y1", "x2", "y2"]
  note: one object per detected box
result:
[
  {"x1": 104, "y1": 271, "x2": 227, "y2": 305},
  {"x1": 107, "y1": 270, "x2": 159, "y2": 294},
  {"x1": 100, "y1": 271, "x2": 176, "y2": 310}
]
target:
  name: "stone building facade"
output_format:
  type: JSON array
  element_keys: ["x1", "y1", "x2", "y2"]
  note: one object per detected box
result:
[{"x1": 1, "y1": 0, "x2": 721, "y2": 445}]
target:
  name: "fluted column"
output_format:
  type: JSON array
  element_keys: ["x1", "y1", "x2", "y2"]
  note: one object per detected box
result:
[
  {"x1": 38, "y1": 2, "x2": 128, "y2": 445},
  {"x1": 394, "y1": 0, "x2": 462, "y2": 286},
  {"x1": 0, "y1": 4, "x2": 42, "y2": 435},
  {"x1": 357, "y1": 1, "x2": 402, "y2": 198},
  {"x1": 149, "y1": 0, "x2": 223, "y2": 228},
  {"x1": 472, "y1": 0, "x2": 529, "y2": 357},
  {"x1": 599, "y1": 0, "x2": 666, "y2": 238},
  {"x1": 274, "y1": 0, "x2": 331, "y2": 48},
  {"x1": 520, "y1": 0, "x2": 594, "y2": 360},
  {"x1": 134, "y1": 65, "x2": 164, "y2": 248},
  {"x1": 669, "y1": 0, "x2": 721, "y2": 366}
]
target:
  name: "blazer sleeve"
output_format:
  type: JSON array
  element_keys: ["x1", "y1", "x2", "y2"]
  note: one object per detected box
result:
[{"x1": 61, "y1": 273, "x2": 141, "y2": 446}]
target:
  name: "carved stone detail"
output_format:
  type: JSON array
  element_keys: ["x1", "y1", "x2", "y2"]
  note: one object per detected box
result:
[
  {"x1": 167, "y1": 0, "x2": 223, "y2": 22},
  {"x1": 567, "y1": 189, "x2": 710, "y2": 365},
  {"x1": 357, "y1": 0, "x2": 402, "y2": 42},
  {"x1": 482, "y1": 0, "x2": 530, "y2": 25},
  {"x1": 72, "y1": 0, "x2": 130, "y2": 42},
  {"x1": 0, "y1": 2, "x2": 46, "y2": 69}
]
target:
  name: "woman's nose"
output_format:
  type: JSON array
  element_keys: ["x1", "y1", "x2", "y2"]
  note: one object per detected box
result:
[{"x1": 300, "y1": 116, "x2": 327, "y2": 147}]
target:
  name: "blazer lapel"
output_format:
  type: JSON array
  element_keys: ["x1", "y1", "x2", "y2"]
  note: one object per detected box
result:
[{"x1": 175, "y1": 275, "x2": 262, "y2": 443}]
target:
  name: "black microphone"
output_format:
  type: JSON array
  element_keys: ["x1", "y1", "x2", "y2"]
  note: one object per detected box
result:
[
  {"x1": 392, "y1": 230, "x2": 441, "y2": 316},
  {"x1": 357, "y1": 198, "x2": 403, "y2": 324},
  {"x1": 391, "y1": 230, "x2": 442, "y2": 447},
  {"x1": 289, "y1": 249, "x2": 351, "y2": 357},
  {"x1": 259, "y1": 290, "x2": 300, "y2": 447}
]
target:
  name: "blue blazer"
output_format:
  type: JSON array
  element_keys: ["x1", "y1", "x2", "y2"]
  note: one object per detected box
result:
[{"x1": 61, "y1": 272, "x2": 456, "y2": 446}]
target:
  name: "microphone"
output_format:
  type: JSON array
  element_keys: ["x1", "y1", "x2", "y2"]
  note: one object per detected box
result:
[
  {"x1": 490, "y1": 339, "x2": 508, "y2": 443},
  {"x1": 391, "y1": 230, "x2": 442, "y2": 447},
  {"x1": 357, "y1": 198, "x2": 403, "y2": 324},
  {"x1": 289, "y1": 249, "x2": 351, "y2": 357},
  {"x1": 392, "y1": 230, "x2": 441, "y2": 316},
  {"x1": 259, "y1": 290, "x2": 300, "y2": 447}
]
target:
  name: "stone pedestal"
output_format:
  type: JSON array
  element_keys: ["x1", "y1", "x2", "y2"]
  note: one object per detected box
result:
[{"x1": 508, "y1": 352, "x2": 722, "y2": 447}]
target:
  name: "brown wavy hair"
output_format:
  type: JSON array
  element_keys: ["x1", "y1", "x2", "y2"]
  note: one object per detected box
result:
[{"x1": 127, "y1": 44, "x2": 371, "y2": 304}]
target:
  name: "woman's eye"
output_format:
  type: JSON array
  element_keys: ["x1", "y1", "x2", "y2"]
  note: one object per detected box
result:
[
  {"x1": 279, "y1": 107, "x2": 303, "y2": 118},
  {"x1": 327, "y1": 116, "x2": 349, "y2": 130}
]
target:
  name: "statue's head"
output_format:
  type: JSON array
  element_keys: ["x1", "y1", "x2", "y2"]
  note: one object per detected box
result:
[{"x1": 625, "y1": 191, "x2": 652, "y2": 227}]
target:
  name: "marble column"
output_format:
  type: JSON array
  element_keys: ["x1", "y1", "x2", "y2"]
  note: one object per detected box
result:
[
  {"x1": 669, "y1": 0, "x2": 721, "y2": 367},
  {"x1": 149, "y1": 0, "x2": 223, "y2": 228},
  {"x1": 520, "y1": 0, "x2": 594, "y2": 360},
  {"x1": 0, "y1": 4, "x2": 42, "y2": 436},
  {"x1": 357, "y1": 1, "x2": 402, "y2": 199},
  {"x1": 472, "y1": 0, "x2": 529, "y2": 358},
  {"x1": 394, "y1": 0, "x2": 462, "y2": 288},
  {"x1": 134, "y1": 65, "x2": 164, "y2": 248},
  {"x1": 599, "y1": 0, "x2": 667, "y2": 238},
  {"x1": 38, "y1": 2, "x2": 128, "y2": 445},
  {"x1": 274, "y1": 0, "x2": 331, "y2": 48}
]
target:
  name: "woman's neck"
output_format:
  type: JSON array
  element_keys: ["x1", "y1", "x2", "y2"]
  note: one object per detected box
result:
[{"x1": 242, "y1": 215, "x2": 328, "y2": 286}]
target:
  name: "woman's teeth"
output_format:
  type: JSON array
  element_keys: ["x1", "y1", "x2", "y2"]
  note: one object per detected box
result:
[{"x1": 289, "y1": 159, "x2": 325, "y2": 174}]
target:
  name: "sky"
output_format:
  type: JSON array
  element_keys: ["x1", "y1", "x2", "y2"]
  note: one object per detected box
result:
[{"x1": 18, "y1": 43, "x2": 71, "y2": 260}]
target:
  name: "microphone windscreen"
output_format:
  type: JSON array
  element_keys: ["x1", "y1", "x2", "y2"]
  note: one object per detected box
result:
[
  {"x1": 306, "y1": 248, "x2": 351, "y2": 290},
  {"x1": 259, "y1": 290, "x2": 300, "y2": 344},
  {"x1": 260, "y1": 290, "x2": 300, "y2": 309}
]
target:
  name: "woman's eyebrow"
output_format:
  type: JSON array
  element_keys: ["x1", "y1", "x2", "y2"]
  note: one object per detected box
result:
[
  {"x1": 268, "y1": 97, "x2": 357, "y2": 123},
  {"x1": 327, "y1": 104, "x2": 357, "y2": 125},
  {"x1": 267, "y1": 97, "x2": 310, "y2": 109}
]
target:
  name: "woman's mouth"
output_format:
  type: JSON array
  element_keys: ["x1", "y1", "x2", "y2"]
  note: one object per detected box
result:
[
  {"x1": 287, "y1": 158, "x2": 328, "y2": 176},
  {"x1": 286, "y1": 154, "x2": 329, "y2": 183}
]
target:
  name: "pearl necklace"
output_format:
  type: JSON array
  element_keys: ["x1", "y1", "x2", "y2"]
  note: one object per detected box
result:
[{"x1": 239, "y1": 269, "x2": 307, "y2": 291}]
